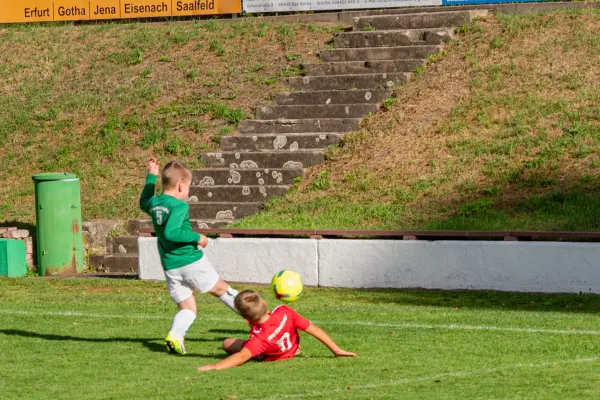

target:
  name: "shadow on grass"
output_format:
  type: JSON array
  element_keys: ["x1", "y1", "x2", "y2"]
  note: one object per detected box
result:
[
  {"x1": 0, "y1": 329, "x2": 232, "y2": 357},
  {"x1": 341, "y1": 288, "x2": 600, "y2": 314},
  {"x1": 207, "y1": 328, "x2": 248, "y2": 335},
  {"x1": 425, "y1": 174, "x2": 600, "y2": 234}
]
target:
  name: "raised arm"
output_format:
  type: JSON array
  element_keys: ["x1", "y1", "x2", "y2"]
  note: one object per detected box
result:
[
  {"x1": 139, "y1": 174, "x2": 156, "y2": 213},
  {"x1": 197, "y1": 348, "x2": 254, "y2": 371},
  {"x1": 304, "y1": 323, "x2": 356, "y2": 357},
  {"x1": 140, "y1": 157, "x2": 160, "y2": 213}
]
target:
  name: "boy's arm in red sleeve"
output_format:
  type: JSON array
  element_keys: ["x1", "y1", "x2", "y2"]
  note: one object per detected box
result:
[{"x1": 289, "y1": 307, "x2": 311, "y2": 331}]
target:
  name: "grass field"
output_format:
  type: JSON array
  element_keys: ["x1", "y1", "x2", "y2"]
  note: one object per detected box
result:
[{"x1": 1, "y1": 278, "x2": 598, "y2": 399}]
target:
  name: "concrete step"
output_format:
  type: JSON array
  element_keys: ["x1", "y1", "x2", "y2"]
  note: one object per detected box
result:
[
  {"x1": 334, "y1": 28, "x2": 455, "y2": 48},
  {"x1": 107, "y1": 236, "x2": 138, "y2": 254},
  {"x1": 193, "y1": 168, "x2": 302, "y2": 186},
  {"x1": 188, "y1": 202, "x2": 263, "y2": 220},
  {"x1": 276, "y1": 89, "x2": 391, "y2": 106},
  {"x1": 257, "y1": 104, "x2": 378, "y2": 119},
  {"x1": 194, "y1": 219, "x2": 234, "y2": 228},
  {"x1": 303, "y1": 60, "x2": 424, "y2": 76},
  {"x1": 239, "y1": 118, "x2": 360, "y2": 134},
  {"x1": 289, "y1": 73, "x2": 410, "y2": 91},
  {"x1": 201, "y1": 150, "x2": 325, "y2": 169},
  {"x1": 127, "y1": 218, "x2": 233, "y2": 234},
  {"x1": 352, "y1": 10, "x2": 487, "y2": 31},
  {"x1": 320, "y1": 45, "x2": 441, "y2": 62},
  {"x1": 221, "y1": 133, "x2": 344, "y2": 152},
  {"x1": 189, "y1": 185, "x2": 290, "y2": 202},
  {"x1": 338, "y1": 5, "x2": 491, "y2": 25},
  {"x1": 89, "y1": 254, "x2": 138, "y2": 273}
]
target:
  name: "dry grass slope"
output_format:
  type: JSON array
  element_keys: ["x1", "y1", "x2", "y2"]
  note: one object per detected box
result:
[{"x1": 235, "y1": 9, "x2": 600, "y2": 231}]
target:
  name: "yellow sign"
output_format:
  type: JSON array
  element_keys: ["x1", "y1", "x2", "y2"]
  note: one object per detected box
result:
[
  {"x1": 54, "y1": 1, "x2": 90, "y2": 21},
  {"x1": 2, "y1": 2, "x2": 54, "y2": 23},
  {"x1": 121, "y1": 0, "x2": 172, "y2": 18},
  {"x1": 0, "y1": 0, "x2": 240, "y2": 23},
  {"x1": 90, "y1": 0, "x2": 121, "y2": 19}
]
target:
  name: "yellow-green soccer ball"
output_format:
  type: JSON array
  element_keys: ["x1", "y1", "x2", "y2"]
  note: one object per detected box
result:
[{"x1": 271, "y1": 270, "x2": 304, "y2": 303}]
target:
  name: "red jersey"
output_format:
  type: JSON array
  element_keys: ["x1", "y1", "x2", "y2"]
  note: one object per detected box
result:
[{"x1": 243, "y1": 305, "x2": 311, "y2": 362}]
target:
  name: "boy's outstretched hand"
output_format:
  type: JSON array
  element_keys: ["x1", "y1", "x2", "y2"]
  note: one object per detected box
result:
[
  {"x1": 198, "y1": 234, "x2": 209, "y2": 248},
  {"x1": 333, "y1": 349, "x2": 356, "y2": 357},
  {"x1": 148, "y1": 157, "x2": 160, "y2": 176}
]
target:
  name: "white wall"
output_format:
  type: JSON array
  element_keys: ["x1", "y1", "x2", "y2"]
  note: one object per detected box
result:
[
  {"x1": 138, "y1": 237, "x2": 319, "y2": 286},
  {"x1": 139, "y1": 238, "x2": 600, "y2": 294}
]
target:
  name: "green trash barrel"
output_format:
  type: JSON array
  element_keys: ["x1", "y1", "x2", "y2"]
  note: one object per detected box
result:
[{"x1": 32, "y1": 173, "x2": 84, "y2": 276}]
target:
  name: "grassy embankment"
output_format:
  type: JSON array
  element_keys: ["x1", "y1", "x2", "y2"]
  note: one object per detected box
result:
[
  {"x1": 236, "y1": 9, "x2": 600, "y2": 231},
  {"x1": 0, "y1": 19, "x2": 340, "y2": 225}
]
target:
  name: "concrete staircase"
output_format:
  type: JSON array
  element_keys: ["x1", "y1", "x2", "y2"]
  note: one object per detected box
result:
[
  {"x1": 89, "y1": 235, "x2": 138, "y2": 274},
  {"x1": 90, "y1": 9, "x2": 486, "y2": 273}
]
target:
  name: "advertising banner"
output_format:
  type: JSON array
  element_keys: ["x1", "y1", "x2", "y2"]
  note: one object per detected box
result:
[
  {"x1": 442, "y1": 0, "x2": 534, "y2": 5},
  {"x1": 0, "y1": 0, "x2": 241, "y2": 23},
  {"x1": 244, "y1": 0, "x2": 441, "y2": 13}
]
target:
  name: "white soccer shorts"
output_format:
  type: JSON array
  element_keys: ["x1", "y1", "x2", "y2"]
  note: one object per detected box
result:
[{"x1": 164, "y1": 256, "x2": 220, "y2": 303}]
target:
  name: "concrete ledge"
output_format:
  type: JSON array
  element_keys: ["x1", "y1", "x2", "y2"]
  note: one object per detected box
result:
[
  {"x1": 140, "y1": 238, "x2": 600, "y2": 293},
  {"x1": 138, "y1": 238, "x2": 163, "y2": 281},
  {"x1": 318, "y1": 240, "x2": 600, "y2": 293},
  {"x1": 138, "y1": 237, "x2": 319, "y2": 286}
]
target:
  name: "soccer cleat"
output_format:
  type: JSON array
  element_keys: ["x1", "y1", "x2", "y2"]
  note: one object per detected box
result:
[{"x1": 165, "y1": 333, "x2": 186, "y2": 355}]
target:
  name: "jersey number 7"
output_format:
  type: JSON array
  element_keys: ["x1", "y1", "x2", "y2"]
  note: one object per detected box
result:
[{"x1": 276, "y1": 332, "x2": 292, "y2": 352}]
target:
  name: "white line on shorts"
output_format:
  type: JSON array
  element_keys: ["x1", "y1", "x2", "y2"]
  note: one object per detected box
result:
[
  {"x1": 1, "y1": 309, "x2": 599, "y2": 336},
  {"x1": 250, "y1": 355, "x2": 600, "y2": 400}
]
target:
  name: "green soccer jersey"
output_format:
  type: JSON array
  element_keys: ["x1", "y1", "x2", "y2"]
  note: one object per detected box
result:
[{"x1": 139, "y1": 174, "x2": 202, "y2": 271}]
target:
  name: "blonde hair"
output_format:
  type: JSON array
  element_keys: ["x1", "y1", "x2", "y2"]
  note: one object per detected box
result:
[
  {"x1": 161, "y1": 161, "x2": 192, "y2": 190},
  {"x1": 235, "y1": 290, "x2": 267, "y2": 322}
]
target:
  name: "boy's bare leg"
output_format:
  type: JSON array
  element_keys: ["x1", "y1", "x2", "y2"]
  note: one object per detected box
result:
[
  {"x1": 177, "y1": 294, "x2": 197, "y2": 313},
  {"x1": 209, "y1": 278, "x2": 239, "y2": 313},
  {"x1": 222, "y1": 338, "x2": 245, "y2": 355}
]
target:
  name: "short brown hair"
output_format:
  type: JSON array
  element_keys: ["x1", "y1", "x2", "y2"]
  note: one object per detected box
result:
[
  {"x1": 161, "y1": 161, "x2": 192, "y2": 190},
  {"x1": 234, "y1": 290, "x2": 267, "y2": 322}
]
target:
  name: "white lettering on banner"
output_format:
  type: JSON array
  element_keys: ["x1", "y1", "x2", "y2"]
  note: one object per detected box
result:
[{"x1": 243, "y1": 0, "x2": 441, "y2": 13}]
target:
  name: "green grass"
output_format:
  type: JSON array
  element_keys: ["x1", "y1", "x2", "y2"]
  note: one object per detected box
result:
[
  {"x1": 0, "y1": 20, "x2": 334, "y2": 224},
  {"x1": 0, "y1": 278, "x2": 598, "y2": 399}
]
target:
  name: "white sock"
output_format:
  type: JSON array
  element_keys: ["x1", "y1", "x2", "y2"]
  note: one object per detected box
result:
[
  {"x1": 169, "y1": 309, "x2": 196, "y2": 340},
  {"x1": 219, "y1": 286, "x2": 239, "y2": 313}
]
